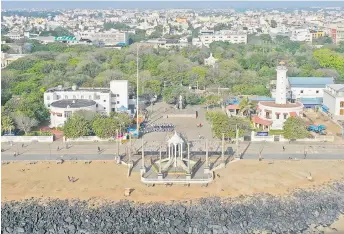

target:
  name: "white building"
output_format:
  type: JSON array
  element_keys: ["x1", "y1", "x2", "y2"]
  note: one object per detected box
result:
[
  {"x1": 49, "y1": 99, "x2": 97, "y2": 128},
  {"x1": 323, "y1": 84, "x2": 344, "y2": 120},
  {"x1": 192, "y1": 30, "x2": 247, "y2": 47},
  {"x1": 253, "y1": 62, "x2": 304, "y2": 130},
  {"x1": 204, "y1": 53, "x2": 218, "y2": 68},
  {"x1": 75, "y1": 29, "x2": 129, "y2": 46},
  {"x1": 271, "y1": 77, "x2": 334, "y2": 103},
  {"x1": 44, "y1": 80, "x2": 131, "y2": 127},
  {"x1": 290, "y1": 29, "x2": 312, "y2": 42}
]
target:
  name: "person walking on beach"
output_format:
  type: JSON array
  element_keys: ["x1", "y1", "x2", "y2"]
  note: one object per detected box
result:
[
  {"x1": 259, "y1": 153, "x2": 262, "y2": 161},
  {"x1": 283, "y1": 146, "x2": 285, "y2": 151},
  {"x1": 57, "y1": 146, "x2": 60, "y2": 151},
  {"x1": 304, "y1": 150, "x2": 307, "y2": 159},
  {"x1": 97, "y1": 146, "x2": 100, "y2": 153}
]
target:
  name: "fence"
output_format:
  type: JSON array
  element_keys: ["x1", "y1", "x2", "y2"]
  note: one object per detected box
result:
[
  {"x1": 250, "y1": 131, "x2": 335, "y2": 142},
  {"x1": 64, "y1": 136, "x2": 115, "y2": 142},
  {"x1": 1, "y1": 136, "x2": 54, "y2": 143}
]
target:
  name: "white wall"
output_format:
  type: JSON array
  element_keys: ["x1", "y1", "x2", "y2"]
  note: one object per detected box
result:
[
  {"x1": 50, "y1": 104, "x2": 96, "y2": 128},
  {"x1": 291, "y1": 87, "x2": 323, "y2": 99},
  {"x1": 1, "y1": 136, "x2": 54, "y2": 143},
  {"x1": 323, "y1": 91, "x2": 337, "y2": 116},
  {"x1": 110, "y1": 80, "x2": 129, "y2": 110},
  {"x1": 44, "y1": 91, "x2": 111, "y2": 115}
]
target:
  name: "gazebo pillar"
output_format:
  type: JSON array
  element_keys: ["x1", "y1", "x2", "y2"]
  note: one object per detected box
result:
[
  {"x1": 180, "y1": 143, "x2": 183, "y2": 160},
  {"x1": 174, "y1": 144, "x2": 177, "y2": 167},
  {"x1": 186, "y1": 142, "x2": 191, "y2": 180},
  {"x1": 168, "y1": 144, "x2": 171, "y2": 159},
  {"x1": 204, "y1": 139, "x2": 210, "y2": 174}
]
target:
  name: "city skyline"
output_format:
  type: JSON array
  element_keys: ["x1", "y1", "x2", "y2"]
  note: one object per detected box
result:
[{"x1": 2, "y1": 1, "x2": 344, "y2": 10}]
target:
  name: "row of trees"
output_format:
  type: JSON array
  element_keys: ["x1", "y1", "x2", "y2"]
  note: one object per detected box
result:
[
  {"x1": 2, "y1": 36, "x2": 344, "y2": 130},
  {"x1": 63, "y1": 111, "x2": 132, "y2": 139}
]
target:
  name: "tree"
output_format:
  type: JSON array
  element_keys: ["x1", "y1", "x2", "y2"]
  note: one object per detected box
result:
[
  {"x1": 14, "y1": 114, "x2": 38, "y2": 135},
  {"x1": 92, "y1": 116, "x2": 118, "y2": 138},
  {"x1": 111, "y1": 112, "x2": 132, "y2": 129},
  {"x1": 204, "y1": 95, "x2": 221, "y2": 109},
  {"x1": 283, "y1": 117, "x2": 309, "y2": 140},
  {"x1": 270, "y1": 20, "x2": 277, "y2": 28},
  {"x1": 1, "y1": 44, "x2": 11, "y2": 52},
  {"x1": 63, "y1": 115, "x2": 91, "y2": 138},
  {"x1": 206, "y1": 111, "x2": 250, "y2": 138},
  {"x1": 239, "y1": 97, "x2": 255, "y2": 117},
  {"x1": 1, "y1": 115, "x2": 15, "y2": 134}
]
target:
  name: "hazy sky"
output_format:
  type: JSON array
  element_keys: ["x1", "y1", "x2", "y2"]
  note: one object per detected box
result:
[{"x1": 2, "y1": 1, "x2": 344, "y2": 10}]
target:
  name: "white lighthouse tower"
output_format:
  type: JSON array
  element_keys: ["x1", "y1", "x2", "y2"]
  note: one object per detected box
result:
[{"x1": 275, "y1": 61, "x2": 288, "y2": 105}]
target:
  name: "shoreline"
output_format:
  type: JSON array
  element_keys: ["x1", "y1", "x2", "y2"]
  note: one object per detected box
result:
[{"x1": 2, "y1": 181, "x2": 344, "y2": 233}]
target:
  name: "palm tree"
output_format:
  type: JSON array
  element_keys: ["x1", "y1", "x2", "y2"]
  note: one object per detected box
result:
[
  {"x1": 1, "y1": 115, "x2": 15, "y2": 134},
  {"x1": 239, "y1": 97, "x2": 255, "y2": 117}
]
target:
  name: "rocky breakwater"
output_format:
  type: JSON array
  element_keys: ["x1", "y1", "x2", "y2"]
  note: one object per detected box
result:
[{"x1": 2, "y1": 181, "x2": 344, "y2": 234}]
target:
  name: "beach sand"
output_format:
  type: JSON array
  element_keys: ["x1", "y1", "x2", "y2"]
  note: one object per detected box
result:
[{"x1": 2, "y1": 160, "x2": 344, "y2": 203}]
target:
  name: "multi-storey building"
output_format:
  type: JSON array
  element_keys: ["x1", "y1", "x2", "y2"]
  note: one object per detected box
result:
[
  {"x1": 192, "y1": 30, "x2": 247, "y2": 47},
  {"x1": 44, "y1": 80, "x2": 131, "y2": 127},
  {"x1": 323, "y1": 84, "x2": 344, "y2": 120},
  {"x1": 329, "y1": 24, "x2": 344, "y2": 44},
  {"x1": 290, "y1": 28, "x2": 312, "y2": 42},
  {"x1": 75, "y1": 29, "x2": 129, "y2": 46}
]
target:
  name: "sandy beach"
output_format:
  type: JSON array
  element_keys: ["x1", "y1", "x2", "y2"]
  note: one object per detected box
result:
[
  {"x1": 2, "y1": 160, "x2": 344, "y2": 203},
  {"x1": 2, "y1": 160, "x2": 344, "y2": 233}
]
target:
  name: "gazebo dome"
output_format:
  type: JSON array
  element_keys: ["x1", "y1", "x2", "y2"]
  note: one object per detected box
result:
[{"x1": 168, "y1": 131, "x2": 184, "y2": 145}]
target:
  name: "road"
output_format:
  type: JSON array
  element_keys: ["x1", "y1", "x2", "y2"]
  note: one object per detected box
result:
[{"x1": 1, "y1": 141, "x2": 344, "y2": 161}]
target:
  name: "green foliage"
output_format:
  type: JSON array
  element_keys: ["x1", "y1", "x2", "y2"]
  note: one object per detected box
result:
[
  {"x1": 283, "y1": 117, "x2": 309, "y2": 139},
  {"x1": 104, "y1": 22, "x2": 131, "y2": 31},
  {"x1": 63, "y1": 115, "x2": 91, "y2": 138},
  {"x1": 1, "y1": 44, "x2": 11, "y2": 52},
  {"x1": 313, "y1": 49, "x2": 344, "y2": 79},
  {"x1": 232, "y1": 84, "x2": 270, "y2": 96},
  {"x1": 206, "y1": 111, "x2": 250, "y2": 138},
  {"x1": 92, "y1": 116, "x2": 118, "y2": 138},
  {"x1": 239, "y1": 97, "x2": 255, "y2": 117},
  {"x1": 1, "y1": 115, "x2": 15, "y2": 134}
]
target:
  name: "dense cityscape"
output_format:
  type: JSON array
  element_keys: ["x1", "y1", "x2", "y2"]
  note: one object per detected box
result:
[{"x1": 1, "y1": 1, "x2": 344, "y2": 234}]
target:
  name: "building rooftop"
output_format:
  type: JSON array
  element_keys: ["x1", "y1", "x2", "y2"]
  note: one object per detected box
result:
[
  {"x1": 288, "y1": 77, "x2": 334, "y2": 88},
  {"x1": 50, "y1": 99, "x2": 96, "y2": 108},
  {"x1": 46, "y1": 86, "x2": 110, "y2": 93},
  {"x1": 327, "y1": 84, "x2": 344, "y2": 92},
  {"x1": 259, "y1": 101, "x2": 303, "y2": 108}
]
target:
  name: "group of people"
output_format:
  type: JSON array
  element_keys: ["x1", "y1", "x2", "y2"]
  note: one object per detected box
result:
[{"x1": 142, "y1": 123, "x2": 175, "y2": 134}]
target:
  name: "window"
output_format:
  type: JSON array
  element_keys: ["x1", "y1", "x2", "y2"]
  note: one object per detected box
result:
[
  {"x1": 341, "y1": 109, "x2": 344, "y2": 115},
  {"x1": 283, "y1": 114, "x2": 287, "y2": 119},
  {"x1": 81, "y1": 95, "x2": 84, "y2": 99},
  {"x1": 112, "y1": 108, "x2": 115, "y2": 112},
  {"x1": 276, "y1": 113, "x2": 280, "y2": 119},
  {"x1": 104, "y1": 100, "x2": 106, "y2": 102},
  {"x1": 316, "y1": 90, "x2": 319, "y2": 94},
  {"x1": 56, "y1": 113, "x2": 62, "y2": 117},
  {"x1": 65, "y1": 95, "x2": 68, "y2": 99},
  {"x1": 300, "y1": 90, "x2": 304, "y2": 94},
  {"x1": 64, "y1": 111, "x2": 72, "y2": 118},
  {"x1": 341, "y1": 102, "x2": 344, "y2": 108},
  {"x1": 117, "y1": 101, "x2": 120, "y2": 104},
  {"x1": 56, "y1": 95, "x2": 60, "y2": 100},
  {"x1": 95, "y1": 95, "x2": 100, "y2": 100},
  {"x1": 117, "y1": 94, "x2": 120, "y2": 97},
  {"x1": 104, "y1": 107, "x2": 106, "y2": 110},
  {"x1": 96, "y1": 104, "x2": 98, "y2": 107}
]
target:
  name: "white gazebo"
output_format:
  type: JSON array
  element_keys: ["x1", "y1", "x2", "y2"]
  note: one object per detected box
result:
[{"x1": 167, "y1": 131, "x2": 185, "y2": 167}]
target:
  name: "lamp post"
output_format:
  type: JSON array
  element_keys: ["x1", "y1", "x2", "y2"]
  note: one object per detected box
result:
[{"x1": 136, "y1": 43, "x2": 140, "y2": 137}]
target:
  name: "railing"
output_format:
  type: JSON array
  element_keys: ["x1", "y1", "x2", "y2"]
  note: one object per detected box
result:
[{"x1": 141, "y1": 174, "x2": 213, "y2": 184}]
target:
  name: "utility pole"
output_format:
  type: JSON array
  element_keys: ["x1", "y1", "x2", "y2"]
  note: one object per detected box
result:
[
  {"x1": 136, "y1": 43, "x2": 140, "y2": 136},
  {"x1": 221, "y1": 133, "x2": 225, "y2": 166},
  {"x1": 236, "y1": 124, "x2": 239, "y2": 158}
]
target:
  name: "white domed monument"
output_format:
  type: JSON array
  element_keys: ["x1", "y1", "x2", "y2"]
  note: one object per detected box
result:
[{"x1": 253, "y1": 61, "x2": 304, "y2": 130}]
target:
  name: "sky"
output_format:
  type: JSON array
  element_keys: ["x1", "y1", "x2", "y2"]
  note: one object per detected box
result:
[{"x1": 2, "y1": 1, "x2": 344, "y2": 10}]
